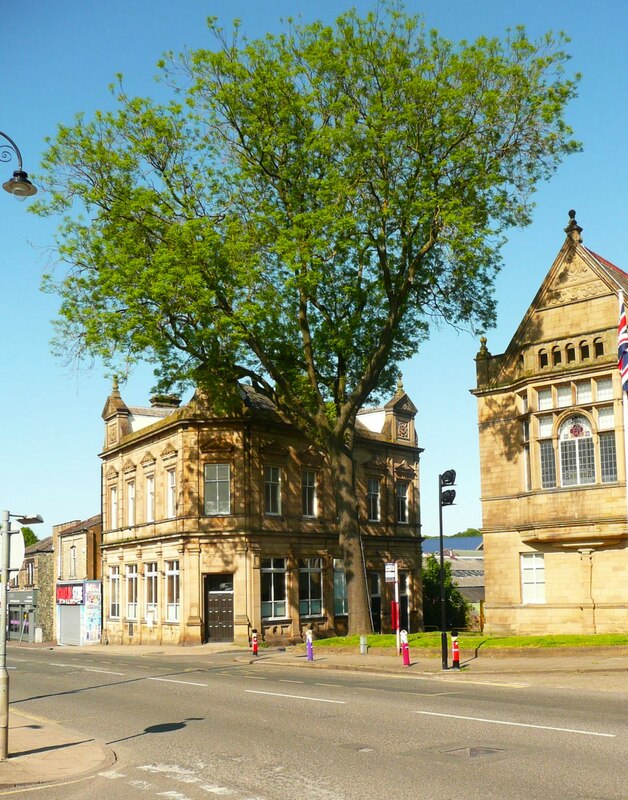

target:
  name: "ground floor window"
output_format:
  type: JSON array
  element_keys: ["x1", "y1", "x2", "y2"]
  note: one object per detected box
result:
[
  {"x1": 261, "y1": 558, "x2": 287, "y2": 619},
  {"x1": 299, "y1": 557, "x2": 323, "y2": 616},
  {"x1": 145, "y1": 561, "x2": 158, "y2": 620},
  {"x1": 109, "y1": 565, "x2": 120, "y2": 618},
  {"x1": 521, "y1": 552, "x2": 545, "y2": 604},
  {"x1": 333, "y1": 559, "x2": 348, "y2": 616},
  {"x1": 165, "y1": 560, "x2": 180, "y2": 622},
  {"x1": 126, "y1": 564, "x2": 138, "y2": 619}
]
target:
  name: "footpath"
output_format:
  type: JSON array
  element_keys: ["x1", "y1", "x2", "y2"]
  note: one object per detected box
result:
[{"x1": 1, "y1": 640, "x2": 628, "y2": 790}]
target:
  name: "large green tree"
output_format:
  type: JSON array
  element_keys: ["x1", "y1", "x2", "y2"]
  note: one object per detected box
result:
[{"x1": 33, "y1": 5, "x2": 579, "y2": 634}]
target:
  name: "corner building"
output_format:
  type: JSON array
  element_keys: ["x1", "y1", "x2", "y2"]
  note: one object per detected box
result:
[
  {"x1": 100, "y1": 380, "x2": 423, "y2": 645},
  {"x1": 473, "y1": 212, "x2": 628, "y2": 634}
]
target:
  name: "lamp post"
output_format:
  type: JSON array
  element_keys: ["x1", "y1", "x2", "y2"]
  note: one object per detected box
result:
[
  {"x1": 0, "y1": 511, "x2": 43, "y2": 760},
  {"x1": 1, "y1": 131, "x2": 37, "y2": 198},
  {"x1": 438, "y1": 470, "x2": 456, "y2": 671}
]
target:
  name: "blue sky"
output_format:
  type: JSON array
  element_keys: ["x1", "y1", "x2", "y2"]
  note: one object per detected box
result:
[{"x1": 2, "y1": 0, "x2": 628, "y2": 539}]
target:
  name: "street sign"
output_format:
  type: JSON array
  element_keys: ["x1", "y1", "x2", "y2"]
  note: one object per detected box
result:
[
  {"x1": 0, "y1": 532, "x2": 25, "y2": 574},
  {"x1": 385, "y1": 561, "x2": 398, "y2": 583}
]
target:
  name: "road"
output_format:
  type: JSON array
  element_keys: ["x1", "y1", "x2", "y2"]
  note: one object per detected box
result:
[{"x1": 3, "y1": 647, "x2": 627, "y2": 799}]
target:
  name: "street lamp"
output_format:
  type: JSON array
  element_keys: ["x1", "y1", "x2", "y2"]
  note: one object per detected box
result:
[
  {"x1": 1, "y1": 131, "x2": 37, "y2": 198},
  {"x1": 0, "y1": 510, "x2": 43, "y2": 760},
  {"x1": 438, "y1": 469, "x2": 456, "y2": 671}
]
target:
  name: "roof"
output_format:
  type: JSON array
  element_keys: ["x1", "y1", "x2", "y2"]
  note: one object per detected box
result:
[
  {"x1": 57, "y1": 514, "x2": 101, "y2": 537},
  {"x1": 25, "y1": 536, "x2": 53, "y2": 556},
  {"x1": 422, "y1": 536, "x2": 483, "y2": 553}
]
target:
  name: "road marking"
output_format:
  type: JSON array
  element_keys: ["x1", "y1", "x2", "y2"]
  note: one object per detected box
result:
[
  {"x1": 148, "y1": 677, "x2": 208, "y2": 687},
  {"x1": 83, "y1": 668, "x2": 125, "y2": 675},
  {"x1": 414, "y1": 710, "x2": 616, "y2": 738},
  {"x1": 315, "y1": 682, "x2": 342, "y2": 687},
  {"x1": 278, "y1": 679, "x2": 303, "y2": 684},
  {"x1": 49, "y1": 662, "x2": 74, "y2": 667},
  {"x1": 246, "y1": 689, "x2": 346, "y2": 704}
]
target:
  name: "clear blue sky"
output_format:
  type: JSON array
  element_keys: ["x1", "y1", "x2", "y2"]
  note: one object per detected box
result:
[{"x1": 2, "y1": 0, "x2": 627, "y2": 539}]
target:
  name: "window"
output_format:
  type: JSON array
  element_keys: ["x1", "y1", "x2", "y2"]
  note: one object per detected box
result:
[
  {"x1": 559, "y1": 417, "x2": 594, "y2": 486},
  {"x1": 538, "y1": 349, "x2": 549, "y2": 369},
  {"x1": 299, "y1": 558, "x2": 323, "y2": 616},
  {"x1": 600, "y1": 432, "x2": 618, "y2": 483},
  {"x1": 146, "y1": 475, "x2": 155, "y2": 523},
  {"x1": 145, "y1": 562, "x2": 158, "y2": 620},
  {"x1": 109, "y1": 486, "x2": 118, "y2": 529},
  {"x1": 109, "y1": 565, "x2": 120, "y2": 618},
  {"x1": 594, "y1": 338, "x2": 604, "y2": 357},
  {"x1": 575, "y1": 380, "x2": 592, "y2": 405},
  {"x1": 539, "y1": 440, "x2": 557, "y2": 489},
  {"x1": 537, "y1": 388, "x2": 552, "y2": 411},
  {"x1": 204, "y1": 463, "x2": 230, "y2": 515},
  {"x1": 521, "y1": 553, "x2": 545, "y2": 604},
  {"x1": 261, "y1": 558, "x2": 287, "y2": 618},
  {"x1": 301, "y1": 470, "x2": 317, "y2": 517},
  {"x1": 566, "y1": 344, "x2": 576, "y2": 363},
  {"x1": 552, "y1": 347, "x2": 562, "y2": 366},
  {"x1": 166, "y1": 469, "x2": 176, "y2": 518},
  {"x1": 126, "y1": 564, "x2": 138, "y2": 619},
  {"x1": 127, "y1": 480, "x2": 135, "y2": 527},
  {"x1": 396, "y1": 481, "x2": 409, "y2": 523},
  {"x1": 165, "y1": 560, "x2": 180, "y2": 622},
  {"x1": 596, "y1": 378, "x2": 613, "y2": 401},
  {"x1": 367, "y1": 478, "x2": 380, "y2": 521},
  {"x1": 556, "y1": 384, "x2": 571, "y2": 408},
  {"x1": 333, "y1": 559, "x2": 348, "y2": 616},
  {"x1": 26, "y1": 560, "x2": 34, "y2": 586},
  {"x1": 70, "y1": 545, "x2": 77, "y2": 578},
  {"x1": 264, "y1": 466, "x2": 281, "y2": 515},
  {"x1": 580, "y1": 341, "x2": 590, "y2": 360}
]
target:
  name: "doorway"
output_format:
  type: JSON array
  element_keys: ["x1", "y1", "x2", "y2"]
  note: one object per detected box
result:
[{"x1": 204, "y1": 573, "x2": 234, "y2": 642}]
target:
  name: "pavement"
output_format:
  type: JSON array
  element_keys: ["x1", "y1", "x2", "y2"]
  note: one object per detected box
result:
[{"x1": 2, "y1": 640, "x2": 628, "y2": 791}]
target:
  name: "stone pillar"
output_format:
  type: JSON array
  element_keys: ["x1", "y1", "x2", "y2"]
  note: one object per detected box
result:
[{"x1": 183, "y1": 539, "x2": 202, "y2": 645}]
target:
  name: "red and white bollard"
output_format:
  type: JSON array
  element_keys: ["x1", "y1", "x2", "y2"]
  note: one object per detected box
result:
[
  {"x1": 251, "y1": 628, "x2": 259, "y2": 657},
  {"x1": 400, "y1": 629, "x2": 410, "y2": 667},
  {"x1": 451, "y1": 631, "x2": 460, "y2": 670}
]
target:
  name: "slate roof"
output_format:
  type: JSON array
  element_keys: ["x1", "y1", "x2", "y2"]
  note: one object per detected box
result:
[
  {"x1": 25, "y1": 536, "x2": 53, "y2": 556},
  {"x1": 422, "y1": 536, "x2": 483, "y2": 553}
]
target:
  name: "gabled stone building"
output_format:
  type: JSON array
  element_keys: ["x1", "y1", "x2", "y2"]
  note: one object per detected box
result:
[
  {"x1": 473, "y1": 211, "x2": 628, "y2": 634},
  {"x1": 100, "y1": 378, "x2": 423, "y2": 646}
]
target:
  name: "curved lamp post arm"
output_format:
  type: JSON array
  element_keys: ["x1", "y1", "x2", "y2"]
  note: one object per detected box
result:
[{"x1": 0, "y1": 130, "x2": 37, "y2": 198}]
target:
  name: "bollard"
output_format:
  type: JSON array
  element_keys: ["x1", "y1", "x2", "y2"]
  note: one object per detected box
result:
[
  {"x1": 400, "y1": 629, "x2": 410, "y2": 667},
  {"x1": 359, "y1": 635, "x2": 368, "y2": 655},
  {"x1": 451, "y1": 630, "x2": 460, "y2": 670},
  {"x1": 252, "y1": 628, "x2": 258, "y2": 657},
  {"x1": 306, "y1": 628, "x2": 314, "y2": 661}
]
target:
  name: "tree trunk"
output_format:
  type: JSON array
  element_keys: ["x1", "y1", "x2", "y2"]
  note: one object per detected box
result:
[{"x1": 328, "y1": 442, "x2": 373, "y2": 635}]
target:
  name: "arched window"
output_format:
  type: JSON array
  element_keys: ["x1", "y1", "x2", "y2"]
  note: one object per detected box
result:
[
  {"x1": 566, "y1": 343, "x2": 576, "y2": 363},
  {"x1": 538, "y1": 349, "x2": 549, "y2": 369},
  {"x1": 594, "y1": 338, "x2": 604, "y2": 357},
  {"x1": 580, "y1": 341, "x2": 590, "y2": 360},
  {"x1": 552, "y1": 346, "x2": 562, "y2": 366},
  {"x1": 559, "y1": 416, "x2": 594, "y2": 486}
]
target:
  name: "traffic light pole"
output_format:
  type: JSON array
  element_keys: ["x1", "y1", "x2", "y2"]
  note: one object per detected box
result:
[{"x1": 438, "y1": 470, "x2": 456, "y2": 672}]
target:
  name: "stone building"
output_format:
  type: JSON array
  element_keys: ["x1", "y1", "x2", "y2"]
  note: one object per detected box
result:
[
  {"x1": 100, "y1": 379, "x2": 423, "y2": 646},
  {"x1": 53, "y1": 514, "x2": 103, "y2": 645},
  {"x1": 11, "y1": 537, "x2": 54, "y2": 642},
  {"x1": 473, "y1": 211, "x2": 628, "y2": 634}
]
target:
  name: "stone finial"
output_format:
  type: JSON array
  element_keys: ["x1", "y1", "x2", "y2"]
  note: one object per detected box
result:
[
  {"x1": 564, "y1": 209, "x2": 583, "y2": 244},
  {"x1": 476, "y1": 336, "x2": 490, "y2": 359},
  {"x1": 396, "y1": 373, "x2": 404, "y2": 394}
]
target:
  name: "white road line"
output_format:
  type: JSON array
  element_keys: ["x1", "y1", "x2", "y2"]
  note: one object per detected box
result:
[
  {"x1": 414, "y1": 710, "x2": 616, "y2": 738},
  {"x1": 49, "y1": 663, "x2": 74, "y2": 667},
  {"x1": 246, "y1": 689, "x2": 346, "y2": 704},
  {"x1": 148, "y1": 677, "x2": 208, "y2": 687},
  {"x1": 278, "y1": 679, "x2": 303, "y2": 684},
  {"x1": 83, "y1": 668, "x2": 125, "y2": 675}
]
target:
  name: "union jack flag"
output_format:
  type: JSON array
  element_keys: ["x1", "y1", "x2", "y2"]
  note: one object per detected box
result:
[{"x1": 618, "y1": 299, "x2": 628, "y2": 392}]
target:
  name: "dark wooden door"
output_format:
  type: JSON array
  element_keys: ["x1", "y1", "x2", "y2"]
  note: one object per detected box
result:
[{"x1": 204, "y1": 574, "x2": 234, "y2": 642}]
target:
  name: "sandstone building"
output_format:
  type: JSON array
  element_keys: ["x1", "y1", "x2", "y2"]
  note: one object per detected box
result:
[
  {"x1": 100, "y1": 379, "x2": 423, "y2": 646},
  {"x1": 473, "y1": 211, "x2": 628, "y2": 634}
]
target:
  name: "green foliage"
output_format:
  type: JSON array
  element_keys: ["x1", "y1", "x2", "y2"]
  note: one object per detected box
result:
[
  {"x1": 304, "y1": 632, "x2": 628, "y2": 650},
  {"x1": 33, "y1": 4, "x2": 580, "y2": 439},
  {"x1": 453, "y1": 528, "x2": 482, "y2": 537},
  {"x1": 421, "y1": 554, "x2": 469, "y2": 630},
  {"x1": 21, "y1": 527, "x2": 39, "y2": 548}
]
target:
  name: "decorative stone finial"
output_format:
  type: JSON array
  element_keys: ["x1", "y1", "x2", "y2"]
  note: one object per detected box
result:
[
  {"x1": 112, "y1": 375, "x2": 119, "y2": 392},
  {"x1": 564, "y1": 209, "x2": 583, "y2": 243},
  {"x1": 476, "y1": 336, "x2": 490, "y2": 359},
  {"x1": 396, "y1": 373, "x2": 404, "y2": 393}
]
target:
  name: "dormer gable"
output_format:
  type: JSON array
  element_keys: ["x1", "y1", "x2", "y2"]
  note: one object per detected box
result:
[
  {"x1": 381, "y1": 376, "x2": 418, "y2": 444},
  {"x1": 102, "y1": 376, "x2": 131, "y2": 449}
]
